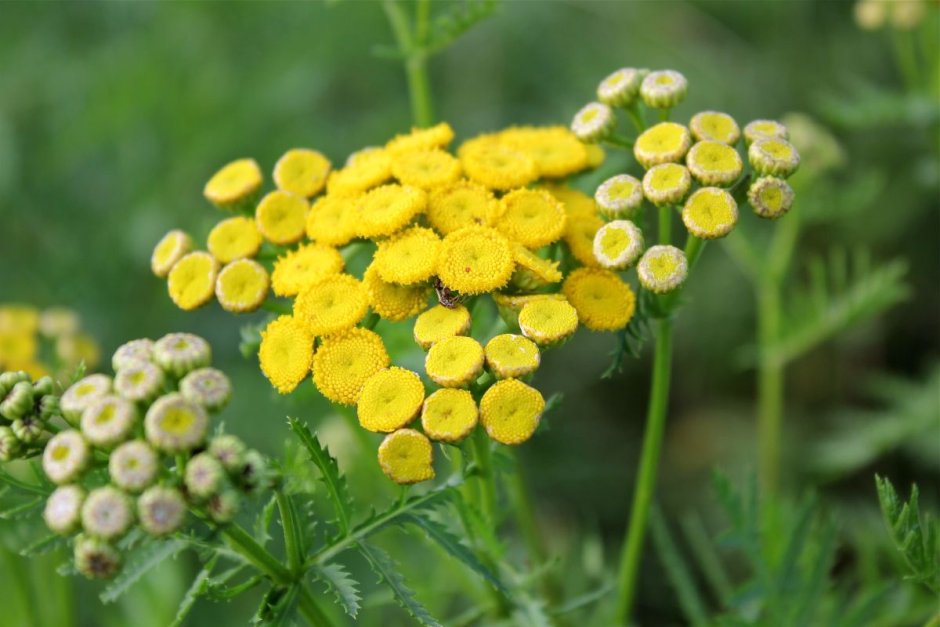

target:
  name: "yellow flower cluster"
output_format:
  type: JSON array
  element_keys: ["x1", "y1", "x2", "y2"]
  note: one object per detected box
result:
[{"x1": 0, "y1": 304, "x2": 100, "y2": 380}]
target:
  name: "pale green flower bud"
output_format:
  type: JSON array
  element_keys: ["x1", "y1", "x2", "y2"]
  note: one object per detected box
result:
[
  {"x1": 1, "y1": 381, "x2": 34, "y2": 421},
  {"x1": 138, "y1": 486, "x2": 186, "y2": 536},
  {"x1": 11, "y1": 414, "x2": 43, "y2": 444},
  {"x1": 748, "y1": 138, "x2": 800, "y2": 178},
  {"x1": 239, "y1": 450, "x2": 270, "y2": 492},
  {"x1": 570, "y1": 102, "x2": 615, "y2": 143},
  {"x1": 637, "y1": 245, "x2": 688, "y2": 294},
  {"x1": 114, "y1": 360, "x2": 164, "y2": 404},
  {"x1": 109, "y1": 440, "x2": 159, "y2": 492},
  {"x1": 593, "y1": 220, "x2": 644, "y2": 269},
  {"x1": 60, "y1": 374, "x2": 112, "y2": 425},
  {"x1": 207, "y1": 490, "x2": 240, "y2": 523},
  {"x1": 42, "y1": 430, "x2": 90, "y2": 484},
  {"x1": 689, "y1": 111, "x2": 740, "y2": 145},
  {"x1": 74, "y1": 534, "x2": 121, "y2": 580},
  {"x1": 31, "y1": 376, "x2": 55, "y2": 398},
  {"x1": 180, "y1": 368, "x2": 231, "y2": 412},
  {"x1": 748, "y1": 176, "x2": 795, "y2": 219},
  {"x1": 111, "y1": 338, "x2": 154, "y2": 372},
  {"x1": 81, "y1": 395, "x2": 138, "y2": 448},
  {"x1": 39, "y1": 395, "x2": 61, "y2": 421},
  {"x1": 81, "y1": 486, "x2": 133, "y2": 541},
  {"x1": 743, "y1": 119, "x2": 788, "y2": 146},
  {"x1": 0, "y1": 426, "x2": 21, "y2": 461},
  {"x1": 640, "y1": 70, "x2": 688, "y2": 109},
  {"x1": 208, "y1": 434, "x2": 247, "y2": 474},
  {"x1": 44, "y1": 484, "x2": 85, "y2": 535},
  {"x1": 0, "y1": 371, "x2": 30, "y2": 397},
  {"x1": 185, "y1": 452, "x2": 225, "y2": 500},
  {"x1": 153, "y1": 333, "x2": 211, "y2": 378},
  {"x1": 145, "y1": 393, "x2": 209, "y2": 454},
  {"x1": 597, "y1": 67, "x2": 647, "y2": 107}
]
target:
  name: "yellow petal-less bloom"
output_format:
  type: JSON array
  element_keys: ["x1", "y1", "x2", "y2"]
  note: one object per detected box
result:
[
  {"x1": 271, "y1": 243, "x2": 344, "y2": 297},
  {"x1": 363, "y1": 264, "x2": 431, "y2": 321},
  {"x1": 358, "y1": 367, "x2": 425, "y2": 433},
  {"x1": 413, "y1": 304, "x2": 471, "y2": 350},
  {"x1": 748, "y1": 138, "x2": 800, "y2": 178},
  {"x1": 562, "y1": 267, "x2": 636, "y2": 331},
  {"x1": 255, "y1": 191, "x2": 309, "y2": 246},
  {"x1": 682, "y1": 187, "x2": 738, "y2": 239},
  {"x1": 167, "y1": 252, "x2": 218, "y2": 311},
  {"x1": 498, "y1": 126, "x2": 589, "y2": 179},
  {"x1": 427, "y1": 180, "x2": 498, "y2": 234},
  {"x1": 563, "y1": 213, "x2": 605, "y2": 268},
  {"x1": 391, "y1": 149, "x2": 461, "y2": 190},
  {"x1": 597, "y1": 67, "x2": 645, "y2": 107},
  {"x1": 546, "y1": 184, "x2": 598, "y2": 220},
  {"x1": 484, "y1": 334, "x2": 540, "y2": 379},
  {"x1": 518, "y1": 298, "x2": 579, "y2": 346},
  {"x1": 215, "y1": 259, "x2": 270, "y2": 313},
  {"x1": 480, "y1": 379, "x2": 544, "y2": 445},
  {"x1": 595, "y1": 174, "x2": 644, "y2": 218},
  {"x1": 258, "y1": 315, "x2": 313, "y2": 394},
  {"x1": 294, "y1": 274, "x2": 368, "y2": 337},
  {"x1": 494, "y1": 188, "x2": 567, "y2": 249},
  {"x1": 637, "y1": 245, "x2": 688, "y2": 294},
  {"x1": 743, "y1": 119, "x2": 788, "y2": 145},
  {"x1": 686, "y1": 141, "x2": 744, "y2": 186},
  {"x1": 326, "y1": 148, "x2": 392, "y2": 195},
  {"x1": 570, "y1": 102, "x2": 614, "y2": 143},
  {"x1": 458, "y1": 135, "x2": 538, "y2": 191},
  {"x1": 203, "y1": 158, "x2": 263, "y2": 210},
  {"x1": 492, "y1": 293, "x2": 568, "y2": 328},
  {"x1": 640, "y1": 69, "x2": 688, "y2": 109},
  {"x1": 425, "y1": 335, "x2": 484, "y2": 388},
  {"x1": 593, "y1": 220, "x2": 644, "y2": 269},
  {"x1": 642, "y1": 163, "x2": 692, "y2": 207},
  {"x1": 748, "y1": 176, "x2": 795, "y2": 219},
  {"x1": 207, "y1": 217, "x2": 262, "y2": 264},
  {"x1": 306, "y1": 195, "x2": 356, "y2": 246},
  {"x1": 437, "y1": 226, "x2": 514, "y2": 295},
  {"x1": 351, "y1": 184, "x2": 426, "y2": 239},
  {"x1": 312, "y1": 328, "x2": 390, "y2": 405},
  {"x1": 377, "y1": 428, "x2": 435, "y2": 484},
  {"x1": 386, "y1": 123, "x2": 455, "y2": 155},
  {"x1": 421, "y1": 389, "x2": 478, "y2": 442},
  {"x1": 689, "y1": 111, "x2": 741, "y2": 145},
  {"x1": 634, "y1": 122, "x2": 692, "y2": 169},
  {"x1": 373, "y1": 227, "x2": 441, "y2": 285},
  {"x1": 0, "y1": 305, "x2": 39, "y2": 334},
  {"x1": 151, "y1": 230, "x2": 194, "y2": 278},
  {"x1": 511, "y1": 244, "x2": 562, "y2": 290},
  {"x1": 273, "y1": 148, "x2": 332, "y2": 198}
]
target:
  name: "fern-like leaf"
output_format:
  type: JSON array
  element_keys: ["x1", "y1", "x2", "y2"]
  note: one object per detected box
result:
[
  {"x1": 358, "y1": 542, "x2": 443, "y2": 627},
  {"x1": 649, "y1": 505, "x2": 710, "y2": 627},
  {"x1": 288, "y1": 416, "x2": 353, "y2": 533},
  {"x1": 169, "y1": 556, "x2": 217, "y2": 627},
  {"x1": 100, "y1": 537, "x2": 189, "y2": 604},
  {"x1": 602, "y1": 289, "x2": 652, "y2": 378},
  {"x1": 875, "y1": 475, "x2": 940, "y2": 593},
  {"x1": 425, "y1": 0, "x2": 499, "y2": 56},
  {"x1": 312, "y1": 562, "x2": 362, "y2": 618}
]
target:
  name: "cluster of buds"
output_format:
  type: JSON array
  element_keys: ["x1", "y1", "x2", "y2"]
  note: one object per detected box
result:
[
  {"x1": 0, "y1": 332, "x2": 268, "y2": 580},
  {"x1": 854, "y1": 0, "x2": 929, "y2": 31},
  {"x1": 0, "y1": 304, "x2": 100, "y2": 381}
]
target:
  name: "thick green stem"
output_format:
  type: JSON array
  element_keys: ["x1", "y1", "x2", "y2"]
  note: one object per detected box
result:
[
  {"x1": 614, "y1": 317, "x2": 674, "y2": 624},
  {"x1": 4, "y1": 552, "x2": 37, "y2": 627},
  {"x1": 276, "y1": 490, "x2": 304, "y2": 575},
  {"x1": 684, "y1": 234, "x2": 705, "y2": 271},
  {"x1": 298, "y1": 586, "x2": 336, "y2": 627},
  {"x1": 382, "y1": 0, "x2": 435, "y2": 127},
  {"x1": 658, "y1": 205, "x2": 673, "y2": 245},
  {"x1": 222, "y1": 523, "x2": 293, "y2": 585},
  {"x1": 757, "y1": 280, "x2": 783, "y2": 495},
  {"x1": 472, "y1": 428, "x2": 498, "y2": 523}
]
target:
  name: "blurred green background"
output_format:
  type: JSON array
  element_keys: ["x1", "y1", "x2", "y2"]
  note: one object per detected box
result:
[{"x1": 0, "y1": 1, "x2": 937, "y2": 625}]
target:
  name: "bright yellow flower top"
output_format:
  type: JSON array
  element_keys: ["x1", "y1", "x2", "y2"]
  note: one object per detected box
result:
[
  {"x1": 358, "y1": 367, "x2": 425, "y2": 433},
  {"x1": 458, "y1": 135, "x2": 538, "y2": 191},
  {"x1": 313, "y1": 328, "x2": 390, "y2": 405},
  {"x1": 634, "y1": 122, "x2": 692, "y2": 169},
  {"x1": 563, "y1": 213, "x2": 605, "y2": 268},
  {"x1": 689, "y1": 111, "x2": 741, "y2": 145},
  {"x1": 258, "y1": 315, "x2": 314, "y2": 394},
  {"x1": 385, "y1": 122, "x2": 455, "y2": 155},
  {"x1": 686, "y1": 141, "x2": 743, "y2": 186},
  {"x1": 215, "y1": 259, "x2": 269, "y2": 313},
  {"x1": 493, "y1": 188, "x2": 567, "y2": 249},
  {"x1": 271, "y1": 243, "x2": 344, "y2": 297},
  {"x1": 203, "y1": 158, "x2": 263, "y2": 209},
  {"x1": 391, "y1": 149, "x2": 462, "y2": 190},
  {"x1": 424, "y1": 335, "x2": 484, "y2": 388},
  {"x1": 492, "y1": 292, "x2": 567, "y2": 327},
  {"x1": 421, "y1": 388, "x2": 478, "y2": 442},
  {"x1": 293, "y1": 274, "x2": 368, "y2": 337},
  {"x1": 372, "y1": 226, "x2": 441, "y2": 285},
  {"x1": 207, "y1": 217, "x2": 262, "y2": 264},
  {"x1": 562, "y1": 267, "x2": 636, "y2": 331},
  {"x1": 273, "y1": 148, "x2": 332, "y2": 198},
  {"x1": 518, "y1": 297, "x2": 579, "y2": 346},
  {"x1": 511, "y1": 244, "x2": 563, "y2": 290},
  {"x1": 363, "y1": 264, "x2": 431, "y2": 322},
  {"x1": 413, "y1": 304, "x2": 471, "y2": 350},
  {"x1": 377, "y1": 428, "x2": 435, "y2": 484},
  {"x1": 326, "y1": 149, "x2": 392, "y2": 195},
  {"x1": 642, "y1": 163, "x2": 691, "y2": 207},
  {"x1": 437, "y1": 226, "x2": 514, "y2": 295},
  {"x1": 427, "y1": 181, "x2": 498, "y2": 234},
  {"x1": 682, "y1": 187, "x2": 738, "y2": 239},
  {"x1": 351, "y1": 184, "x2": 426, "y2": 239},
  {"x1": 306, "y1": 195, "x2": 356, "y2": 247},
  {"x1": 167, "y1": 252, "x2": 218, "y2": 311},
  {"x1": 255, "y1": 190, "x2": 309, "y2": 246},
  {"x1": 497, "y1": 126, "x2": 589, "y2": 179},
  {"x1": 480, "y1": 379, "x2": 545, "y2": 445},
  {"x1": 151, "y1": 230, "x2": 193, "y2": 278},
  {"x1": 484, "y1": 334, "x2": 540, "y2": 379},
  {"x1": 545, "y1": 184, "x2": 598, "y2": 220}
]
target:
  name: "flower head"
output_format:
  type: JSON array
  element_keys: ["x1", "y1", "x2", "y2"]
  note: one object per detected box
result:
[
  {"x1": 74, "y1": 535, "x2": 121, "y2": 579},
  {"x1": 494, "y1": 188, "x2": 567, "y2": 249},
  {"x1": 480, "y1": 379, "x2": 544, "y2": 445},
  {"x1": 153, "y1": 332, "x2": 211, "y2": 378},
  {"x1": 437, "y1": 226, "x2": 514, "y2": 295},
  {"x1": 364, "y1": 264, "x2": 431, "y2": 322},
  {"x1": 511, "y1": 244, "x2": 562, "y2": 290},
  {"x1": 593, "y1": 220, "x2": 644, "y2": 269},
  {"x1": 44, "y1": 485, "x2": 85, "y2": 535},
  {"x1": 391, "y1": 149, "x2": 462, "y2": 190},
  {"x1": 373, "y1": 226, "x2": 441, "y2": 285},
  {"x1": 38, "y1": 307, "x2": 78, "y2": 337},
  {"x1": 271, "y1": 243, "x2": 344, "y2": 297},
  {"x1": 351, "y1": 184, "x2": 426, "y2": 239},
  {"x1": 595, "y1": 174, "x2": 644, "y2": 218},
  {"x1": 109, "y1": 440, "x2": 158, "y2": 492},
  {"x1": 0, "y1": 380, "x2": 33, "y2": 421},
  {"x1": 563, "y1": 213, "x2": 605, "y2": 268},
  {"x1": 294, "y1": 274, "x2": 369, "y2": 336},
  {"x1": 425, "y1": 335, "x2": 484, "y2": 388},
  {"x1": 326, "y1": 149, "x2": 392, "y2": 195},
  {"x1": 209, "y1": 434, "x2": 247, "y2": 473},
  {"x1": 634, "y1": 122, "x2": 692, "y2": 169},
  {"x1": 80, "y1": 395, "x2": 138, "y2": 448},
  {"x1": 180, "y1": 367, "x2": 232, "y2": 412},
  {"x1": 313, "y1": 328, "x2": 390, "y2": 405},
  {"x1": 61, "y1": 374, "x2": 112, "y2": 424},
  {"x1": 206, "y1": 490, "x2": 241, "y2": 523},
  {"x1": 386, "y1": 123, "x2": 455, "y2": 155},
  {"x1": 255, "y1": 190, "x2": 308, "y2": 245},
  {"x1": 597, "y1": 67, "x2": 646, "y2": 107},
  {"x1": 640, "y1": 70, "x2": 688, "y2": 109},
  {"x1": 114, "y1": 359, "x2": 164, "y2": 403},
  {"x1": 642, "y1": 163, "x2": 692, "y2": 207},
  {"x1": 421, "y1": 389, "x2": 478, "y2": 442},
  {"x1": 682, "y1": 187, "x2": 738, "y2": 239},
  {"x1": 377, "y1": 428, "x2": 435, "y2": 484},
  {"x1": 497, "y1": 126, "x2": 590, "y2": 179},
  {"x1": 207, "y1": 217, "x2": 262, "y2": 264},
  {"x1": 273, "y1": 148, "x2": 332, "y2": 198},
  {"x1": 743, "y1": 119, "x2": 788, "y2": 145},
  {"x1": 357, "y1": 367, "x2": 425, "y2": 433},
  {"x1": 151, "y1": 230, "x2": 193, "y2": 278},
  {"x1": 686, "y1": 141, "x2": 743, "y2": 186},
  {"x1": 570, "y1": 102, "x2": 615, "y2": 143},
  {"x1": 185, "y1": 452, "x2": 225, "y2": 499},
  {"x1": 493, "y1": 293, "x2": 567, "y2": 328},
  {"x1": 413, "y1": 304, "x2": 471, "y2": 350},
  {"x1": 145, "y1": 393, "x2": 209, "y2": 453},
  {"x1": 203, "y1": 158, "x2": 263, "y2": 210},
  {"x1": 258, "y1": 315, "x2": 313, "y2": 394},
  {"x1": 215, "y1": 259, "x2": 269, "y2": 313},
  {"x1": 306, "y1": 195, "x2": 356, "y2": 246},
  {"x1": 484, "y1": 334, "x2": 540, "y2": 379},
  {"x1": 138, "y1": 486, "x2": 186, "y2": 536},
  {"x1": 637, "y1": 245, "x2": 688, "y2": 294},
  {"x1": 167, "y1": 251, "x2": 219, "y2": 311},
  {"x1": 748, "y1": 138, "x2": 800, "y2": 178},
  {"x1": 518, "y1": 297, "x2": 579, "y2": 346},
  {"x1": 427, "y1": 181, "x2": 498, "y2": 234},
  {"x1": 689, "y1": 111, "x2": 740, "y2": 145},
  {"x1": 748, "y1": 176, "x2": 795, "y2": 219},
  {"x1": 81, "y1": 486, "x2": 133, "y2": 540},
  {"x1": 111, "y1": 338, "x2": 153, "y2": 372},
  {"x1": 458, "y1": 135, "x2": 538, "y2": 191},
  {"x1": 563, "y1": 267, "x2": 636, "y2": 331}
]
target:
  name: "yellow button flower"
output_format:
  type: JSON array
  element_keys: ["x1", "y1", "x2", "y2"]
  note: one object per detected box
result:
[
  {"x1": 312, "y1": 328, "x2": 390, "y2": 406},
  {"x1": 167, "y1": 251, "x2": 218, "y2": 311},
  {"x1": 690, "y1": 111, "x2": 741, "y2": 145},
  {"x1": 215, "y1": 259, "x2": 270, "y2": 313},
  {"x1": 748, "y1": 138, "x2": 800, "y2": 178},
  {"x1": 427, "y1": 180, "x2": 498, "y2": 234},
  {"x1": 682, "y1": 187, "x2": 738, "y2": 239},
  {"x1": 596, "y1": 67, "x2": 645, "y2": 107},
  {"x1": 570, "y1": 102, "x2": 614, "y2": 143},
  {"x1": 386, "y1": 122, "x2": 455, "y2": 155},
  {"x1": 637, "y1": 245, "x2": 688, "y2": 294},
  {"x1": 563, "y1": 213, "x2": 605, "y2": 268},
  {"x1": 480, "y1": 379, "x2": 544, "y2": 445},
  {"x1": 363, "y1": 264, "x2": 431, "y2": 321},
  {"x1": 0, "y1": 305, "x2": 39, "y2": 334},
  {"x1": 294, "y1": 274, "x2": 368, "y2": 336},
  {"x1": 511, "y1": 244, "x2": 562, "y2": 290},
  {"x1": 484, "y1": 334, "x2": 540, "y2": 379},
  {"x1": 563, "y1": 267, "x2": 636, "y2": 331},
  {"x1": 642, "y1": 163, "x2": 691, "y2": 207},
  {"x1": 255, "y1": 190, "x2": 309, "y2": 245},
  {"x1": 273, "y1": 148, "x2": 332, "y2": 198},
  {"x1": 458, "y1": 135, "x2": 538, "y2": 191},
  {"x1": 595, "y1": 174, "x2": 644, "y2": 219},
  {"x1": 271, "y1": 243, "x2": 344, "y2": 297},
  {"x1": 151, "y1": 229, "x2": 193, "y2": 278},
  {"x1": 391, "y1": 149, "x2": 461, "y2": 190},
  {"x1": 498, "y1": 126, "x2": 589, "y2": 179},
  {"x1": 494, "y1": 188, "x2": 567, "y2": 249},
  {"x1": 326, "y1": 148, "x2": 392, "y2": 195},
  {"x1": 743, "y1": 119, "x2": 788, "y2": 145},
  {"x1": 425, "y1": 335, "x2": 484, "y2": 388},
  {"x1": 203, "y1": 158, "x2": 263, "y2": 210},
  {"x1": 634, "y1": 122, "x2": 692, "y2": 169},
  {"x1": 306, "y1": 195, "x2": 357, "y2": 246},
  {"x1": 545, "y1": 184, "x2": 598, "y2": 220},
  {"x1": 748, "y1": 176, "x2": 795, "y2": 219},
  {"x1": 377, "y1": 428, "x2": 435, "y2": 484},
  {"x1": 351, "y1": 184, "x2": 427, "y2": 239},
  {"x1": 593, "y1": 220, "x2": 644, "y2": 269},
  {"x1": 686, "y1": 141, "x2": 743, "y2": 186},
  {"x1": 421, "y1": 389, "x2": 478, "y2": 442},
  {"x1": 413, "y1": 304, "x2": 471, "y2": 350},
  {"x1": 492, "y1": 292, "x2": 567, "y2": 328},
  {"x1": 207, "y1": 217, "x2": 262, "y2": 264},
  {"x1": 437, "y1": 226, "x2": 514, "y2": 295},
  {"x1": 258, "y1": 315, "x2": 313, "y2": 394},
  {"x1": 358, "y1": 367, "x2": 425, "y2": 433},
  {"x1": 373, "y1": 226, "x2": 441, "y2": 285},
  {"x1": 518, "y1": 298, "x2": 579, "y2": 346},
  {"x1": 640, "y1": 70, "x2": 688, "y2": 109}
]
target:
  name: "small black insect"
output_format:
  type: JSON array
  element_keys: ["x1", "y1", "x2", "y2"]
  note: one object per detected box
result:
[{"x1": 434, "y1": 278, "x2": 464, "y2": 309}]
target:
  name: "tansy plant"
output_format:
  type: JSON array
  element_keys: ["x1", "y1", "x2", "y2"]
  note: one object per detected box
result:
[{"x1": 0, "y1": 304, "x2": 101, "y2": 382}]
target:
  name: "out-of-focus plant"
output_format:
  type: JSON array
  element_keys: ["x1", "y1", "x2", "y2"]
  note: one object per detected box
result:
[{"x1": 0, "y1": 304, "x2": 100, "y2": 382}]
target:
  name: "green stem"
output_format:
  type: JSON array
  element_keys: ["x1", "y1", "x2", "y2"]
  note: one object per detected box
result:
[
  {"x1": 298, "y1": 585, "x2": 336, "y2": 627},
  {"x1": 684, "y1": 234, "x2": 705, "y2": 271},
  {"x1": 604, "y1": 133, "x2": 635, "y2": 150},
  {"x1": 658, "y1": 205, "x2": 673, "y2": 245},
  {"x1": 890, "y1": 28, "x2": 920, "y2": 93},
  {"x1": 222, "y1": 523, "x2": 293, "y2": 585},
  {"x1": 276, "y1": 490, "x2": 304, "y2": 575},
  {"x1": 658, "y1": 108, "x2": 671, "y2": 122},
  {"x1": 262, "y1": 299, "x2": 292, "y2": 315},
  {"x1": 625, "y1": 102, "x2": 646, "y2": 132},
  {"x1": 757, "y1": 279, "x2": 783, "y2": 495},
  {"x1": 382, "y1": 0, "x2": 435, "y2": 127},
  {"x1": 4, "y1": 551, "x2": 37, "y2": 627},
  {"x1": 472, "y1": 429, "x2": 498, "y2": 523},
  {"x1": 613, "y1": 317, "x2": 674, "y2": 624}
]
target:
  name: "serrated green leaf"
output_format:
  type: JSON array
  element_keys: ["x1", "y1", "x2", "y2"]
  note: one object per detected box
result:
[
  {"x1": 359, "y1": 543, "x2": 442, "y2": 627},
  {"x1": 650, "y1": 505, "x2": 709, "y2": 627},
  {"x1": 0, "y1": 495, "x2": 43, "y2": 519},
  {"x1": 100, "y1": 537, "x2": 189, "y2": 604},
  {"x1": 251, "y1": 585, "x2": 298, "y2": 627},
  {"x1": 602, "y1": 289, "x2": 651, "y2": 378},
  {"x1": 288, "y1": 416, "x2": 353, "y2": 533},
  {"x1": 312, "y1": 562, "x2": 362, "y2": 618},
  {"x1": 424, "y1": 0, "x2": 499, "y2": 57},
  {"x1": 19, "y1": 533, "x2": 66, "y2": 557},
  {"x1": 256, "y1": 494, "x2": 278, "y2": 547},
  {"x1": 169, "y1": 556, "x2": 217, "y2": 627}
]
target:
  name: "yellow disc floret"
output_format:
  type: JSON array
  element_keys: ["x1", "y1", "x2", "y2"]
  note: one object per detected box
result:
[
  {"x1": 271, "y1": 243, "x2": 344, "y2": 297},
  {"x1": 518, "y1": 298, "x2": 579, "y2": 346},
  {"x1": 215, "y1": 259, "x2": 269, "y2": 313},
  {"x1": 258, "y1": 315, "x2": 314, "y2": 394},
  {"x1": 425, "y1": 336, "x2": 484, "y2": 388},
  {"x1": 377, "y1": 428, "x2": 435, "y2": 484},
  {"x1": 689, "y1": 111, "x2": 741, "y2": 145},
  {"x1": 682, "y1": 187, "x2": 738, "y2": 239},
  {"x1": 363, "y1": 264, "x2": 431, "y2": 321},
  {"x1": 492, "y1": 293, "x2": 568, "y2": 328},
  {"x1": 494, "y1": 188, "x2": 567, "y2": 249},
  {"x1": 351, "y1": 184, "x2": 426, "y2": 239},
  {"x1": 293, "y1": 274, "x2": 368, "y2": 337},
  {"x1": 593, "y1": 220, "x2": 644, "y2": 269},
  {"x1": 207, "y1": 217, "x2": 262, "y2": 264},
  {"x1": 167, "y1": 252, "x2": 218, "y2": 311},
  {"x1": 427, "y1": 180, "x2": 498, "y2": 234},
  {"x1": 358, "y1": 367, "x2": 425, "y2": 433},
  {"x1": 204, "y1": 158, "x2": 263, "y2": 210},
  {"x1": 421, "y1": 389, "x2": 478, "y2": 442},
  {"x1": 312, "y1": 328, "x2": 390, "y2": 405},
  {"x1": 484, "y1": 334, "x2": 540, "y2": 379},
  {"x1": 152, "y1": 230, "x2": 194, "y2": 278},
  {"x1": 326, "y1": 149, "x2": 392, "y2": 195},
  {"x1": 391, "y1": 149, "x2": 461, "y2": 190},
  {"x1": 686, "y1": 141, "x2": 743, "y2": 186},
  {"x1": 636, "y1": 245, "x2": 688, "y2": 294},
  {"x1": 498, "y1": 126, "x2": 589, "y2": 179},
  {"x1": 563, "y1": 213, "x2": 605, "y2": 268},
  {"x1": 413, "y1": 304, "x2": 471, "y2": 350},
  {"x1": 634, "y1": 122, "x2": 692, "y2": 169},
  {"x1": 642, "y1": 163, "x2": 692, "y2": 207},
  {"x1": 480, "y1": 379, "x2": 544, "y2": 445},
  {"x1": 373, "y1": 226, "x2": 441, "y2": 285},
  {"x1": 511, "y1": 244, "x2": 562, "y2": 290},
  {"x1": 459, "y1": 135, "x2": 538, "y2": 191},
  {"x1": 273, "y1": 148, "x2": 332, "y2": 198},
  {"x1": 562, "y1": 267, "x2": 636, "y2": 331},
  {"x1": 386, "y1": 123, "x2": 455, "y2": 155},
  {"x1": 306, "y1": 195, "x2": 356, "y2": 246},
  {"x1": 437, "y1": 226, "x2": 514, "y2": 295},
  {"x1": 255, "y1": 190, "x2": 309, "y2": 245}
]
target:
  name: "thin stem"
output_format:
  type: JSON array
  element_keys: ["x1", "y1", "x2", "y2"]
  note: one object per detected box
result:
[
  {"x1": 276, "y1": 490, "x2": 303, "y2": 575},
  {"x1": 658, "y1": 205, "x2": 673, "y2": 245},
  {"x1": 222, "y1": 523, "x2": 293, "y2": 585},
  {"x1": 658, "y1": 108, "x2": 671, "y2": 122},
  {"x1": 890, "y1": 28, "x2": 920, "y2": 93},
  {"x1": 684, "y1": 234, "x2": 705, "y2": 271},
  {"x1": 298, "y1": 585, "x2": 337, "y2": 627},
  {"x1": 382, "y1": 0, "x2": 435, "y2": 127},
  {"x1": 472, "y1": 428, "x2": 498, "y2": 523},
  {"x1": 604, "y1": 133, "x2": 635, "y2": 150},
  {"x1": 757, "y1": 279, "x2": 784, "y2": 495},
  {"x1": 613, "y1": 317, "x2": 674, "y2": 624},
  {"x1": 625, "y1": 102, "x2": 646, "y2": 133}
]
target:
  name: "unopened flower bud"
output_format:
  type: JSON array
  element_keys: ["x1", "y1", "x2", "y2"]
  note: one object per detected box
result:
[
  {"x1": 31, "y1": 376, "x2": 55, "y2": 397},
  {"x1": 42, "y1": 430, "x2": 90, "y2": 484},
  {"x1": 682, "y1": 187, "x2": 738, "y2": 239},
  {"x1": 595, "y1": 174, "x2": 644, "y2": 218},
  {"x1": 643, "y1": 163, "x2": 692, "y2": 207},
  {"x1": 748, "y1": 176, "x2": 795, "y2": 219},
  {"x1": 74, "y1": 534, "x2": 121, "y2": 579},
  {"x1": 597, "y1": 67, "x2": 646, "y2": 107},
  {"x1": 60, "y1": 374, "x2": 112, "y2": 425},
  {"x1": 640, "y1": 70, "x2": 688, "y2": 109},
  {"x1": 180, "y1": 368, "x2": 232, "y2": 412},
  {"x1": 239, "y1": 450, "x2": 270, "y2": 492},
  {"x1": 570, "y1": 102, "x2": 615, "y2": 143},
  {"x1": 185, "y1": 452, "x2": 225, "y2": 500},
  {"x1": 637, "y1": 245, "x2": 688, "y2": 294},
  {"x1": 11, "y1": 414, "x2": 43, "y2": 444},
  {"x1": 81, "y1": 486, "x2": 133, "y2": 541},
  {"x1": 206, "y1": 490, "x2": 240, "y2": 523},
  {"x1": 1, "y1": 381, "x2": 34, "y2": 421},
  {"x1": 0, "y1": 371, "x2": 30, "y2": 397},
  {"x1": 44, "y1": 485, "x2": 85, "y2": 535},
  {"x1": 748, "y1": 138, "x2": 800, "y2": 178},
  {"x1": 81, "y1": 395, "x2": 138, "y2": 448},
  {"x1": 634, "y1": 122, "x2": 692, "y2": 169},
  {"x1": 153, "y1": 333, "x2": 211, "y2": 378},
  {"x1": 0, "y1": 426, "x2": 21, "y2": 461},
  {"x1": 593, "y1": 220, "x2": 645, "y2": 269},
  {"x1": 686, "y1": 141, "x2": 743, "y2": 186},
  {"x1": 208, "y1": 434, "x2": 247, "y2": 474},
  {"x1": 39, "y1": 395, "x2": 60, "y2": 420},
  {"x1": 114, "y1": 360, "x2": 164, "y2": 404},
  {"x1": 138, "y1": 486, "x2": 186, "y2": 536},
  {"x1": 109, "y1": 440, "x2": 159, "y2": 492},
  {"x1": 145, "y1": 393, "x2": 209, "y2": 453},
  {"x1": 689, "y1": 111, "x2": 740, "y2": 145},
  {"x1": 111, "y1": 339, "x2": 154, "y2": 372},
  {"x1": 743, "y1": 119, "x2": 788, "y2": 145}
]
